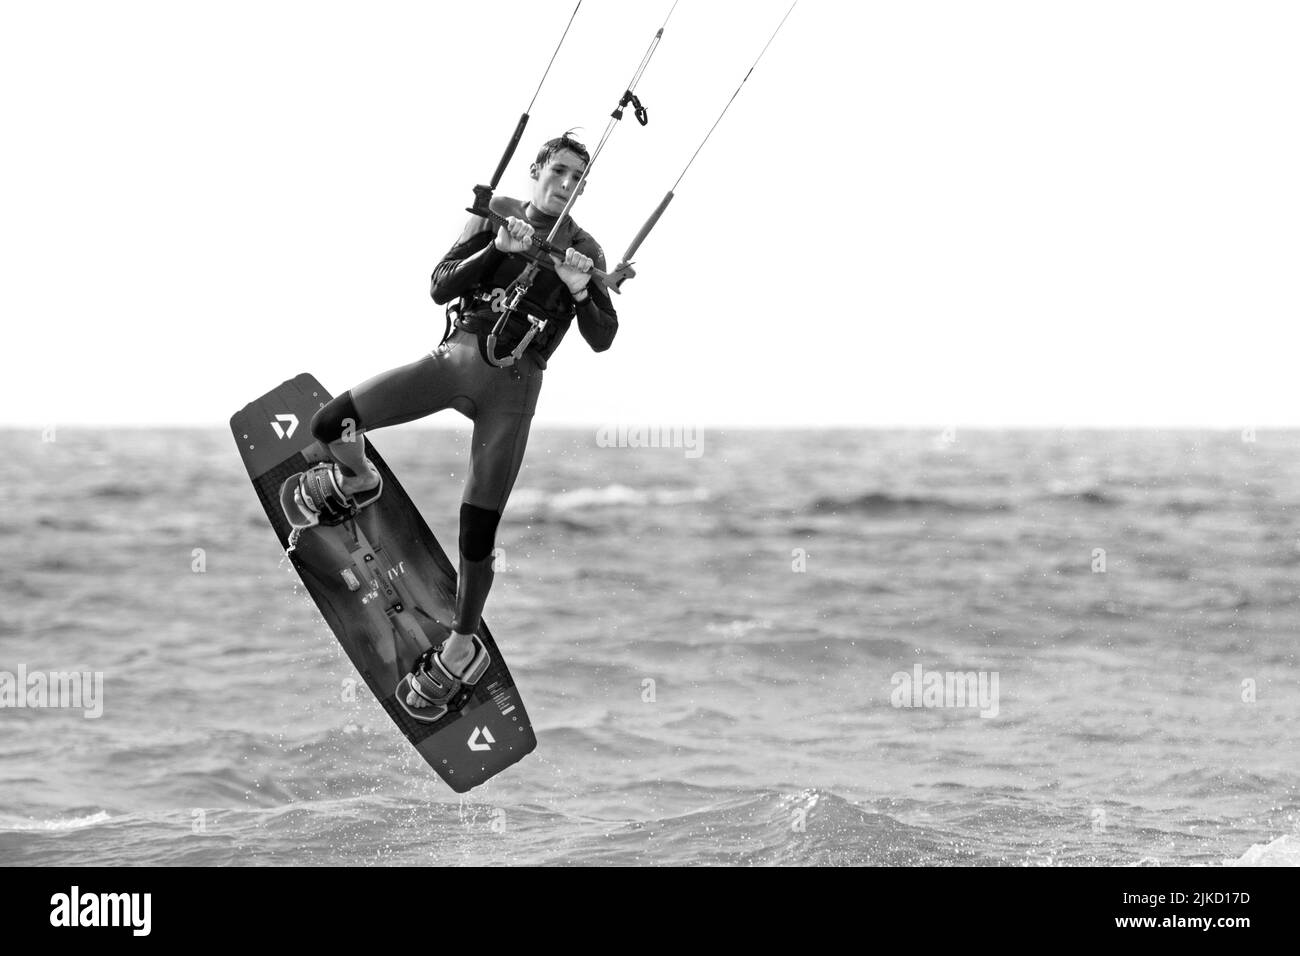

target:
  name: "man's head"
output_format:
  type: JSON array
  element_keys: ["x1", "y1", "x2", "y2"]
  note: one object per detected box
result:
[{"x1": 529, "y1": 133, "x2": 590, "y2": 216}]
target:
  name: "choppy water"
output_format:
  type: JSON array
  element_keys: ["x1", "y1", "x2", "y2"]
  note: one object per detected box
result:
[{"x1": 1, "y1": 426, "x2": 1298, "y2": 865}]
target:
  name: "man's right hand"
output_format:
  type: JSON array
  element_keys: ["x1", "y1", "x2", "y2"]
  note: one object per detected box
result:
[{"x1": 495, "y1": 216, "x2": 535, "y2": 253}]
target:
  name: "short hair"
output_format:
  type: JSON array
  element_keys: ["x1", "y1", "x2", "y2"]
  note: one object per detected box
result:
[{"x1": 534, "y1": 132, "x2": 590, "y2": 169}]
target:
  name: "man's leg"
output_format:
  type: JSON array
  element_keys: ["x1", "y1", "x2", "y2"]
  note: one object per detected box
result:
[
  {"x1": 310, "y1": 349, "x2": 472, "y2": 493},
  {"x1": 439, "y1": 400, "x2": 538, "y2": 673},
  {"x1": 382, "y1": 343, "x2": 539, "y2": 708},
  {"x1": 310, "y1": 391, "x2": 376, "y2": 492}
]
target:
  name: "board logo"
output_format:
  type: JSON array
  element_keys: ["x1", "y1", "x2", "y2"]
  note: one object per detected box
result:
[
  {"x1": 468, "y1": 726, "x2": 496, "y2": 751},
  {"x1": 270, "y1": 414, "x2": 299, "y2": 439}
]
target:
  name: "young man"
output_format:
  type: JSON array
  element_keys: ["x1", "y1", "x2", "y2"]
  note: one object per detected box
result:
[{"x1": 303, "y1": 134, "x2": 618, "y2": 719}]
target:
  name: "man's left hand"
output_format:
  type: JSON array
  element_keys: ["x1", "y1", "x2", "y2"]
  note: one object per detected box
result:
[{"x1": 552, "y1": 248, "x2": 593, "y2": 295}]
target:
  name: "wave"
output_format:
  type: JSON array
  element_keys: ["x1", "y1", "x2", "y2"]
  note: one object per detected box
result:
[
  {"x1": 809, "y1": 492, "x2": 1008, "y2": 516},
  {"x1": 1154, "y1": 768, "x2": 1289, "y2": 798},
  {"x1": 1227, "y1": 834, "x2": 1300, "y2": 866},
  {"x1": 1041, "y1": 482, "x2": 1121, "y2": 506},
  {"x1": 511, "y1": 484, "x2": 711, "y2": 514},
  {"x1": 703, "y1": 619, "x2": 774, "y2": 639},
  {"x1": 514, "y1": 515, "x2": 602, "y2": 533},
  {"x1": 28, "y1": 555, "x2": 86, "y2": 572},
  {"x1": 0, "y1": 810, "x2": 112, "y2": 831},
  {"x1": 662, "y1": 707, "x2": 741, "y2": 730},
  {"x1": 538, "y1": 788, "x2": 978, "y2": 866},
  {"x1": 1060, "y1": 490, "x2": 1117, "y2": 506},
  {"x1": 5, "y1": 785, "x2": 1278, "y2": 867},
  {"x1": 35, "y1": 516, "x2": 103, "y2": 532},
  {"x1": 88, "y1": 484, "x2": 149, "y2": 500},
  {"x1": 1039, "y1": 485, "x2": 1229, "y2": 513}
]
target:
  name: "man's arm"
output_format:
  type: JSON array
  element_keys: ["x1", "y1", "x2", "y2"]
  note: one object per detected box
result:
[
  {"x1": 573, "y1": 247, "x2": 619, "y2": 352},
  {"x1": 430, "y1": 216, "x2": 507, "y2": 305}
]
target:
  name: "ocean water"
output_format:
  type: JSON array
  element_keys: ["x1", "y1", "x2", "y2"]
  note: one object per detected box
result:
[{"x1": 1, "y1": 426, "x2": 1298, "y2": 866}]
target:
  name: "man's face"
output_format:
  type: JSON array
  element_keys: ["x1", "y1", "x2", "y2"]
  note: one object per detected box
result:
[{"x1": 530, "y1": 149, "x2": 588, "y2": 215}]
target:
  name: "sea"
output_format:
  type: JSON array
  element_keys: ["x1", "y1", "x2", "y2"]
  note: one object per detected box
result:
[{"x1": 1, "y1": 426, "x2": 1298, "y2": 866}]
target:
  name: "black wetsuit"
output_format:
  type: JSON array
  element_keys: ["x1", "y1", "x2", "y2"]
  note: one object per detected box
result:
[
  {"x1": 434, "y1": 195, "x2": 619, "y2": 368},
  {"x1": 309, "y1": 196, "x2": 618, "y2": 636}
]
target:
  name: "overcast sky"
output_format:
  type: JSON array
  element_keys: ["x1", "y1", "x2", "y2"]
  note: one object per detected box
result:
[{"x1": 2, "y1": 0, "x2": 1297, "y2": 427}]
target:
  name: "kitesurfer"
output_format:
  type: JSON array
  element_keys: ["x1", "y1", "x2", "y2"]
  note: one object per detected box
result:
[{"x1": 302, "y1": 133, "x2": 618, "y2": 717}]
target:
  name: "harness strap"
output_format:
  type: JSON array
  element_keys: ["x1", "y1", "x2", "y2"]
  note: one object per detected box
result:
[
  {"x1": 455, "y1": 297, "x2": 555, "y2": 365},
  {"x1": 440, "y1": 299, "x2": 463, "y2": 349}
]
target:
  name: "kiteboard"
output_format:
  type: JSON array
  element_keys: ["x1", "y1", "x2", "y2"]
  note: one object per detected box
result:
[{"x1": 230, "y1": 372, "x2": 535, "y2": 792}]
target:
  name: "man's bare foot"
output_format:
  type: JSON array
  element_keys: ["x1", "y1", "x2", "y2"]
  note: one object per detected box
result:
[{"x1": 406, "y1": 632, "x2": 477, "y2": 709}]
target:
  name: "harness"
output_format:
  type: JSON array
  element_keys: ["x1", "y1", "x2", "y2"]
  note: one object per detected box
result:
[{"x1": 440, "y1": 286, "x2": 562, "y2": 369}]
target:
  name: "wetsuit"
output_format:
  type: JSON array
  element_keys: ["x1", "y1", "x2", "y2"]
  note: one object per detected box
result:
[
  {"x1": 438, "y1": 195, "x2": 619, "y2": 369},
  {"x1": 309, "y1": 195, "x2": 618, "y2": 637}
]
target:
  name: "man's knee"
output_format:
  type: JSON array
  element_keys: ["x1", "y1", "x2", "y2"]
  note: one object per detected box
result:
[
  {"x1": 459, "y1": 502, "x2": 501, "y2": 561},
  {"x1": 311, "y1": 391, "x2": 361, "y2": 444}
]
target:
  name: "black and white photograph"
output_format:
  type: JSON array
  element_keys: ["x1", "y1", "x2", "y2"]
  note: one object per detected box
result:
[{"x1": 1, "y1": 0, "x2": 1296, "y2": 907}]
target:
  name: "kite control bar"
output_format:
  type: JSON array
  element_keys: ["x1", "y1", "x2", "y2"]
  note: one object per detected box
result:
[{"x1": 466, "y1": 186, "x2": 634, "y2": 289}]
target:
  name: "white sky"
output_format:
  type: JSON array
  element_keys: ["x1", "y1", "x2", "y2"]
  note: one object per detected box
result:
[{"x1": 1, "y1": 0, "x2": 1297, "y2": 427}]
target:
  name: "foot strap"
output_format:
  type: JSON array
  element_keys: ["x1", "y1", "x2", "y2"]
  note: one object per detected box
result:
[
  {"x1": 406, "y1": 646, "x2": 463, "y2": 707},
  {"x1": 397, "y1": 636, "x2": 492, "y2": 725},
  {"x1": 294, "y1": 463, "x2": 381, "y2": 527}
]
